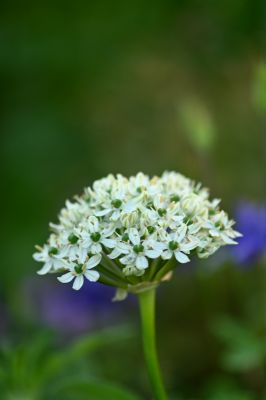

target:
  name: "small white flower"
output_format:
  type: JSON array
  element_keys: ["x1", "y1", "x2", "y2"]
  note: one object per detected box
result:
[
  {"x1": 33, "y1": 244, "x2": 67, "y2": 275},
  {"x1": 95, "y1": 196, "x2": 140, "y2": 221},
  {"x1": 57, "y1": 254, "x2": 101, "y2": 290},
  {"x1": 119, "y1": 228, "x2": 163, "y2": 271},
  {"x1": 56, "y1": 230, "x2": 81, "y2": 261},
  {"x1": 108, "y1": 241, "x2": 130, "y2": 259},
  {"x1": 203, "y1": 211, "x2": 240, "y2": 244},
  {"x1": 77, "y1": 217, "x2": 116, "y2": 254},
  {"x1": 161, "y1": 227, "x2": 197, "y2": 264}
]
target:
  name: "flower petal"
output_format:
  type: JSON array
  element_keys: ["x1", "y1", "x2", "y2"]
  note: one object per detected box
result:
[
  {"x1": 174, "y1": 251, "x2": 190, "y2": 263},
  {"x1": 53, "y1": 259, "x2": 66, "y2": 270},
  {"x1": 124, "y1": 199, "x2": 138, "y2": 213},
  {"x1": 57, "y1": 272, "x2": 74, "y2": 283},
  {"x1": 101, "y1": 238, "x2": 117, "y2": 248},
  {"x1": 72, "y1": 275, "x2": 84, "y2": 290},
  {"x1": 37, "y1": 262, "x2": 52, "y2": 275},
  {"x1": 84, "y1": 270, "x2": 100, "y2": 282},
  {"x1": 33, "y1": 252, "x2": 45, "y2": 262},
  {"x1": 102, "y1": 225, "x2": 116, "y2": 236},
  {"x1": 128, "y1": 228, "x2": 140, "y2": 245},
  {"x1": 161, "y1": 250, "x2": 172, "y2": 260},
  {"x1": 86, "y1": 254, "x2": 102, "y2": 269},
  {"x1": 181, "y1": 241, "x2": 198, "y2": 252},
  {"x1": 78, "y1": 247, "x2": 88, "y2": 264},
  {"x1": 177, "y1": 225, "x2": 187, "y2": 242},
  {"x1": 120, "y1": 254, "x2": 134, "y2": 265},
  {"x1": 117, "y1": 242, "x2": 131, "y2": 253},
  {"x1": 136, "y1": 255, "x2": 148, "y2": 270},
  {"x1": 91, "y1": 243, "x2": 102, "y2": 254},
  {"x1": 145, "y1": 249, "x2": 161, "y2": 259},
  {"x1": 108, "y1": 248, "x2": 122, "y2": 259},
  {"x1": 221, "y1": 233, "x2": 237, "y2": 244},
  {"x1": 95, "y1": 208, "x2": 111, "y2": 217},
  {"x1": 110, "y1": 210, "x2": 120, "y2": 221}
]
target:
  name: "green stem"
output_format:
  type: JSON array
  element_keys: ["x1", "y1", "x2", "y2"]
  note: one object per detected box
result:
[
  {"x1": 102, "y1": 253, "x2": 125, "y2": 279},
  {"x1": 148, "y1": 258, "x2": 161, "y2": 281},
  {"x1": 138, "y1": 288, "x2": 168, "y2": 400},
  {"x1": 97, "y1": 266, "x2": 128, "y2": 289},
  {"x1": 154, "y1": 257, "x2": 177, "y2": 281},
  {"x1": 98, "y1": 275, "x2": 124, "y2": 288}
]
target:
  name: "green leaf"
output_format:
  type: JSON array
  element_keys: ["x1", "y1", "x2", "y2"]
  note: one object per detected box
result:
[
  {"x1": 53, "y1": 379, "x2": 140, "y2": 400},
  {"x1": 0, "y1": 332, "x2": 54, "y2": 389},
  {"x1": 204, "y1": 378, "x2": 255, "y2": 400},
  {"x1": 211, "y1": 316, "x2": 266, "y2": 372},
  {"x1": 37, "y1": 325, "x2": 135, "y2": 385},
  {"x1": 52, "y1": 378, "x2": 141, "y2": 400}
]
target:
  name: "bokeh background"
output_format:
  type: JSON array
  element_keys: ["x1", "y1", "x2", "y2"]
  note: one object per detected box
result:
[{"x1": 1, "y1": 1, "x2": 266, "y2": 399}]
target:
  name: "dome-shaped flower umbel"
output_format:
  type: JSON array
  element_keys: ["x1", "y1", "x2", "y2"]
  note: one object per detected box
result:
[{"x1": 33, "y1": 171, "x2": 240, "y2": 295}]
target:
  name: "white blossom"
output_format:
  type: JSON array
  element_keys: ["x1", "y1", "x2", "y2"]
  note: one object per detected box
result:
[
  {"x1": 57, "y1": 254, "x2": 101, "y2": 290},
  {"x1": 33, "y1": 171, "x2": 241, "y2": 290}
]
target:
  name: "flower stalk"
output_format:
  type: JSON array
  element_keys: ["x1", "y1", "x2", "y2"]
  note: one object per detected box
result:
[{"x1": 138, "y1": 287, "x2": 168, "y2": 400}]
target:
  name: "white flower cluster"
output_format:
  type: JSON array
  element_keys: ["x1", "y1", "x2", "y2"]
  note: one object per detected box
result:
[{"x1": 33, "y1": 172, "x2": 241, "y2": 290}]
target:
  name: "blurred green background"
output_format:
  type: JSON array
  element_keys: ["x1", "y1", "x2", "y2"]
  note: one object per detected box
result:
[{"x1": 1, "y1": 1, "x2": 266, "y2": 399}]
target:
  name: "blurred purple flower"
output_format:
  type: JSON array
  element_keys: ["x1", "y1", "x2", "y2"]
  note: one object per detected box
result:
[
  {"x1": 231, "y1": 201, "x2": 266, "y2": 265},
  {"x1": 24, "y1": 278, "x2": 132, "y2": 335}
]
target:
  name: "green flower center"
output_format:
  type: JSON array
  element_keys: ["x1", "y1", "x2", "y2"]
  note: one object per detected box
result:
[
  {"x1": 146, "y1": 201, "x2": 154, "y2": 209},
  {"x1": 133, "y1": 244, "x2": 144, "y2": 253},
  {"x1": 91, "y1": 232, "x2": 101, "y2": 242},
  {"x1": 170, "y1": 194, "x2": 180, "y2": 202},
  {"x1": 147, "y1": 226, "x2": 155, "y2": 234},
  {"x1": 49, "y1": 247, "x2": 58, "y2": 256},
  {"x1": 68, "y1": 233, "x2": 79, "y2": 244},
  {"x1": 74, "y1": 264, "x2": 83, "y2": 274},
  {"x1": 112, "y1": 199, "x2": 122, "y2": 208},
  {"x1": 169, "y1": 241, "x2": 178, "y2": 251},
  {"x1": 158, "y1": 208, "x2": 167, "y2": 217},
  {"x1": 184, "y1": 216, "x2": 193, "y2": 225},
  {"x1": 122, "y1": 233, "x2": 129, "y2": 241}
]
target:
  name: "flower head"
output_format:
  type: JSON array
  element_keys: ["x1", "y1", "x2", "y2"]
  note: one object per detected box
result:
[{"x1": 33, "y1": 172, "x2": 241, "y2": 295}]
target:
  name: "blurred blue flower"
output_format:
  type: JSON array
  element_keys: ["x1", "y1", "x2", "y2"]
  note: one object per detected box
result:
[
  {"x1": 24, "y1": 279, "x2": 132, "y2": 335},
  {"x1": 231, "y1": 201, "x2": 266, "y2": 265}
]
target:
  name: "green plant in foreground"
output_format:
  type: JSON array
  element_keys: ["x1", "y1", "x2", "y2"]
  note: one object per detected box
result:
[
  {"x1": 0, "y1": 326, "x2": 139, "y2": 400},
  {"x1": 33, "y1": 171, "x2": 240, "y2": 399}
]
